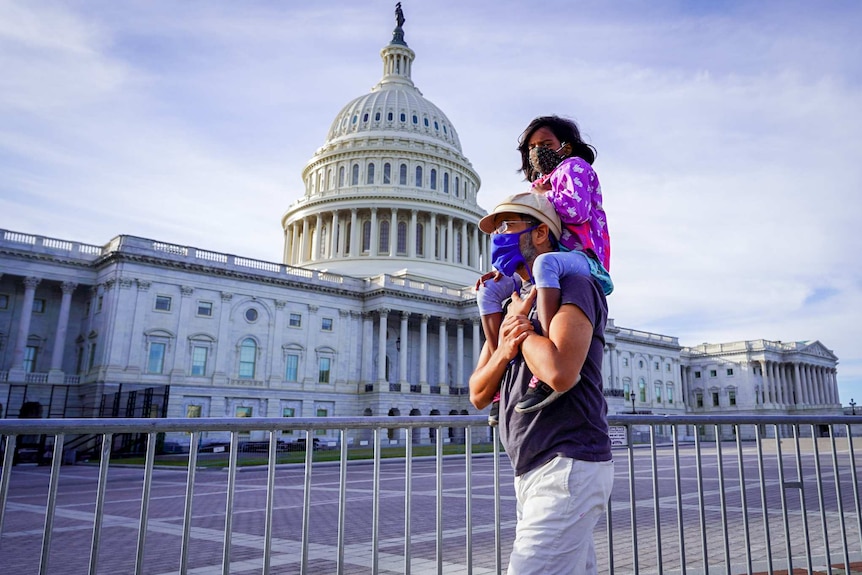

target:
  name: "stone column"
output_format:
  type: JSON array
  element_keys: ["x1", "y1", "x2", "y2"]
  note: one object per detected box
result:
[
  {"x1": 11, "y1": 276, "x2": 41, "y2": 375},
  {"x1": 330, "y1": 210, "x2": 339, "y2": 259},
  {"x1": 299, "y1": 218, "x2": 309, "y2": 264},
  {"x1": 438, "y1": 318, "x2": 448, "y2": 386},
  {"x1": 792, "y1": 362, "x2": 803, "y2": 406},
  {"x1": 812, "y1": 365, "x2": 822, "y2": 405},
  {"x1": 49, "y1": 281, "x2": 77, "y2": 375},
  {"x1": 350, "y1": 208, "x2": 359, "y2": 257},
  {"x1": 212, "y1": 291, "x2": 233, "y2": 384},
  {"x1": 762, "y1": 360, "x2": 772, "y2": 405},
  {"x1": 447, "y1": 216, "x2": 454, "y2": 263},
  {"x1": 390, "y1": 207, "x2": 398, "y2": 257},
  {"x1": 409, "y1": 210, "x2": 418, "y2": 258},
  {"x1": 419, "y1": 314, "x2": 429, "y2": 386},
  {"x1": 460, "y1": 220, "x2": 468, "y2": 264},
  {"x1": 428, "y1": 213, "x2": 437, "y2": 260},
  {"x1": 471, "y1": 227, "x2": 480, "y2": 270},
  {"x1": 399, "y1": 311, "x2": 409, "y2": 384},
  {"x1": 456, "y1": 320, "x2": 464, "y2": 388},
  {"x1": 377, "y1": 308, "x2": 389, "y2": 383},
  {"x1": 289, "y1": 223, "x2": 299, "y2": 264},
  {"x1": 312, "y1": 215, "x2": 323, "y2": 262},
  {"x1": 370, "y1": 208, "x2": 379, "y2": 255},
  {"x1": 361, "y1": 312, "x2": 374, "y2": 384},
  {"x1": 170, "y1": 285, "x2": 194, "y2": 378}
]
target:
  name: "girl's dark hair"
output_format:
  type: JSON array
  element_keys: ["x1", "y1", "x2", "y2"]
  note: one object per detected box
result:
[{"x1": 517, "y1": 115, "x2": 597, "y2": 181}]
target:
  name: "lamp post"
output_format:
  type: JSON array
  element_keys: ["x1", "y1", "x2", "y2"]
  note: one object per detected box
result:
[
  {"x1": 851, "y1": 398, "x2": 856, "y2": 415},
  {"x1": 630, "y1": 395, "x2": 636, "y2": 414}
]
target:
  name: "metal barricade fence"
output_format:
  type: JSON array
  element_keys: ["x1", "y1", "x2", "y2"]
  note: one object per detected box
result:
[{"x1": 1, "y1": 414, "x2": 861, "y2": 575}]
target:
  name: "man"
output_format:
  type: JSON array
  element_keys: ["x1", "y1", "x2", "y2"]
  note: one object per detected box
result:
[{"x1": 469, "y1": 191, "x2": 613, "y2": 574}]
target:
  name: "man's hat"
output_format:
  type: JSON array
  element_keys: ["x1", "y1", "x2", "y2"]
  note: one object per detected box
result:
[{"x1": 478, "y1": 192, "x2": 562, "y2": 240}]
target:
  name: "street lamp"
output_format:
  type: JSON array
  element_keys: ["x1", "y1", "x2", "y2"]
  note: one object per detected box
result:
[
  {"x1": 630, "y1": 395, "x2": 636, "y2": 414},
  {"x1": 850, "y1": 398, "x2": 856, "y2": 415}
]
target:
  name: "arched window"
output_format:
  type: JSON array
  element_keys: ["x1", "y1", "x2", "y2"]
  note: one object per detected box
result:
[
  {"x1": 454, "y1": 176, "x2": 460, "y2": 197},
  {"x1": 383, "y1": 163, "x2": 391, "y2": 184},
  {"x1": 430, "y1": 169, "x2": 437, "y2": 190},
  {"x1": 351, "y1": 164, "x2": 359, "y2": 186},
  {"x1": 239, "y1": 338, "x2": 256, "y2": 379},
  {"x1": 366, "y1": 162, "x2": 375, "y2": 184},
  {"x1": 443, "y1": 173, "x2": 449, "y2": 194},
  {"x1": 326, "y1": 168, "x2": 332, "y2": 190},
  {"x1": 362, "y1": 221, "x2": 371, "y2": 252},
  {"x1": 397, "y1": 221, "x2": 407, "y2": 254},
  {"x1": 415, "y1": 166, "x2": 423, "y2": 188},
  {"x1": 345, "y1": 222, "x2": 352, "y2": 254},
  {"x1": 456, "y1": 231, "x2": 463, "y2": 263},
  {"x1": 435, "y1": 227, "x2": 440, "y2": 259},
  {"x1": 416, "y1": 223, "x2": 424, "y2": 256},
  {"x1": 399, "y1": 164, "x2": 407, "y2": 185},
  {"x1": 638, "y1": 377, "x2": 647, "y2": 402},
  {"x1": 379, "y1": 220, "x2": 390, "y2": 253},
  {"x1": 338, "y1": 166, "x2": 345, "y2": 187}
]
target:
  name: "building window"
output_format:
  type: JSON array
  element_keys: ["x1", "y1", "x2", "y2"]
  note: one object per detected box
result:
[
  {"x1": 399, "y1": 163, "x2": 407, "y2": 185},
  {"x1": 289, "y1": 313, "x2": 302, "y2": 328},
  {"x1": 415, "y1": 166, "x2": 423, "y2": 187},
  {"x1": 318, "y1": 357, "x2": 331, "y2": 383},
  {"x1": 655, "y1": 384, "x2": 662, "y2": 403},
  {"x1": 379, "y1": 220, "x2": 390, "y2": 253},
  {"x1": 282, "y1": 406, "x2": 295, "y2": 434},
  {"x1": 387, "y1": 112, "x2": 393, "y2": 121},
  {"x1": 351, "y1": 164, "x2": 359, "y2": 185},
  {"x1": 0, "y1": 294, "x2": 8, "y2": 309},
  {"x1": 155, "y1": 295, "x2": 172, "y2": 312},
  {"x1": 285, "y1": 354, "x2": 299, "y2": 382},
  {"x1": 729, "y1": 390, "x2": 737, "y2": 406},
  {"x1": 245, "y1": 308, "x2": 259, "y2": 323},
  {"x1": 622, "y1": 357, "x2": 629, "y2": 367},
  {"x1": 147, "y1": 342, "x2": 166, "y2": 374},
  {"x1": 694, "y1": 371, "x2": 702, "y2": 379},
  {"x1": 454, "y1": 176, "x2": 460, "y2": 197},
  {"x1": 430, "y1": 169, "x2": 437, "y2": 190},
  {"x1": 186, "y1": 405, "x2": 202, "y2": 418},
  {"x1": 412, "y1": 114, "x2": 418, "y2": 124},
  {"x1": 96, "y1": 295, "x2": 103, "y2": 313},
  {"x1": 238, "y1": 338, "x2": 257, "y2": 379},
  {"x1": 456, "y1": 232, "x2": 463, "y2": 263},
  {"x1": 638, "y1": 360, "x2": 644, "y2": 369},
  {"x1": 366, "y1": 162, "x2": 375, "y2": 184},
  {"x1": 33, "y1": 298, "x2": 46, "y2": 313},
  {"x1": 712, "y1": 392, "x2": 720, "y2": 407},
  {"x1": 623, "y1": 381, "x2": 630, "y2": 401},
  {"x1": 88, "y1": 343, "x2": 97, "y2": 371},
  {"x1": 338, "y1": 166, "x2": 345, "y2": 187},
  {"x1": 362, "y1": 221, "x2": 371, "y2": 252},
  {"x1": 666, "y1": 363, "x2": 672, "y2": 372},
  {"x1": 197, "y1": 301, "x2": 213, "y2": 317},
  {"x1": 397, "y1": 221, "x2": 407, "y2": 254},
  {"x1": 416, "y1": 223, "x2": 424, "y2": 256},
  {"x1": 236, "y1": 406, "x2": 252, "y2": 417},
  {"x1": 709, "y1": 369, "x2": 717, "y2": 377},
  {"x1": 23, "y1": 346, "x2": 38, "y2": 373},
  {"x1": 696, "y1": 392, "x2": 703, "y2": 408},
  {"x1": 726, "y1": 368, "x2": 734, "y2": 376},
  {"x1": 321, "y1": 318, "x2": 333, "y2": 331},
  {"x1": 383, "y1": 163, "x2": 391, "y2": 184},
  {"x1": 191, "y1": 346, "x2": 208, "y2": 376},
  {"x1": 654, "y1": 361, "x2": 659, "y2": 370},
  {"x1": 443, "y1": 173, "x2": 449, "y2": 193},
  {"x1": 638, "y1": 378, "x2": 646, "y2": 402},
  {"x1": 667, "y1": 385, "x2": 674, "y2": 404}
]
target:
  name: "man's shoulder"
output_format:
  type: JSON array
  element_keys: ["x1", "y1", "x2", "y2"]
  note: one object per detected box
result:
[{"x1": 559, "y1": 273, "x2": 606, "y2": 316}]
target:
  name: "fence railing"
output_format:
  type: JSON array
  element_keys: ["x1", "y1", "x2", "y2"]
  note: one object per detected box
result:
[{"x1": 1, "y1": 414, "x2": 861, "y2": 575}]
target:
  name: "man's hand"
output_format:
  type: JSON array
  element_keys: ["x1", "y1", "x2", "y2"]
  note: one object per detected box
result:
[
  {"x1": 474, "y1": 270, "x2": 504, "y2": 291},
  {"x1": 497, "y1": 311, "x2": 534, "y2": 361}
]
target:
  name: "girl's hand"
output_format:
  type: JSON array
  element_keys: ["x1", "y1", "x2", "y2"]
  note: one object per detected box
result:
[
  {"x1": 507, "y1": 286, "x2": 536, "y2": 318},
  {"x1": 475, "y1": 270, "x2": 504, "y2": 290}
]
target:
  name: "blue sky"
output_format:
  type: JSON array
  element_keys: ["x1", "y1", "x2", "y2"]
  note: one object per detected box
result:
[{"x1": 2, "y1": 0, "x2": 862, "y2": 403}]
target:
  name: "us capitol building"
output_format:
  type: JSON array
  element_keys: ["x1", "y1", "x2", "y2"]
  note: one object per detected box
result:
[{"x1": 0, "y1": 9, "x2": 842, "y2": 445}]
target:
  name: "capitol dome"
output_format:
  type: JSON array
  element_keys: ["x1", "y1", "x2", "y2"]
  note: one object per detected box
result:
[{"x1": 281, "y1": 9, "x2": 489, "y2": 287}]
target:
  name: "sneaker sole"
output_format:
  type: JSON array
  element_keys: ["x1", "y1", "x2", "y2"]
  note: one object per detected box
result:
[{"x1": 514, "y1": 390, "x2": 563, "y2": 413}]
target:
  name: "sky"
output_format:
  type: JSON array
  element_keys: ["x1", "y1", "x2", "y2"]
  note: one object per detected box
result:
[{"x1": 2, "y1": 0, "x2": 862, "y2": 403}]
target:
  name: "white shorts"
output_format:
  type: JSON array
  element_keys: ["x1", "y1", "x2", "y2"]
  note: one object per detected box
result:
[{"x1": 508, "y1": 456, "x2": 614, "y2": 575}]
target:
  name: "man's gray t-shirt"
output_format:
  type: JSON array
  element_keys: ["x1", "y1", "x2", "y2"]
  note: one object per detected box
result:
[{"x1": 499, "y1": 273, "x2": 612, "y2": 476}]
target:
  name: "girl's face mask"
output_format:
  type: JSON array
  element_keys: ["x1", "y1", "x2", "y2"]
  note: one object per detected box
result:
[
  {"x1": 528, "y1": 142, "x2": 570, "y2": 177},
  {"x1": 490, "y1": 226, "x2": 537, "y2": 277}
]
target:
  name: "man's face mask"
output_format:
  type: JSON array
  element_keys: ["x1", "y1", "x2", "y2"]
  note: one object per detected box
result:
[
  {"x1": 528, "y1": 143, "x2": 569, "y2": 177},
  {"x1": 490, "y1": 226, "x2": 537, "y2": 277}
]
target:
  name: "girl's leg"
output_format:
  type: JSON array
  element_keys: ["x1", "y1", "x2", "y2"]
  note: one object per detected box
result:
[{"x1": 532, "y1": 251, "x2": 592, "y2": 335}]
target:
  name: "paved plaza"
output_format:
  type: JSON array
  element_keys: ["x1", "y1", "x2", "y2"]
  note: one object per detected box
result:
[{"x1": 1, "y1": 441, "x2": 860, "y2": 574}]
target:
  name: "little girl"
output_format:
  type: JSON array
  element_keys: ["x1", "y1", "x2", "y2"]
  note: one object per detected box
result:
[{"x1": 477, "y1": 115, "x2": 612, "y2": 422}]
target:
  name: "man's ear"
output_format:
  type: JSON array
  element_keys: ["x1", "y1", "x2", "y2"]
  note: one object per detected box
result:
[{"x1": 533, "y1": 223, "x2": 551, "y2": 246}]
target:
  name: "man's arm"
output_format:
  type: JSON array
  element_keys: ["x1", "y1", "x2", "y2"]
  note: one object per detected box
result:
[
  {"x1": 469, "y1": 310, "x2": 534, "y2": 409},
  {"x1": 520, "y1": 302, "x2": 592, "y2": 393}
]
